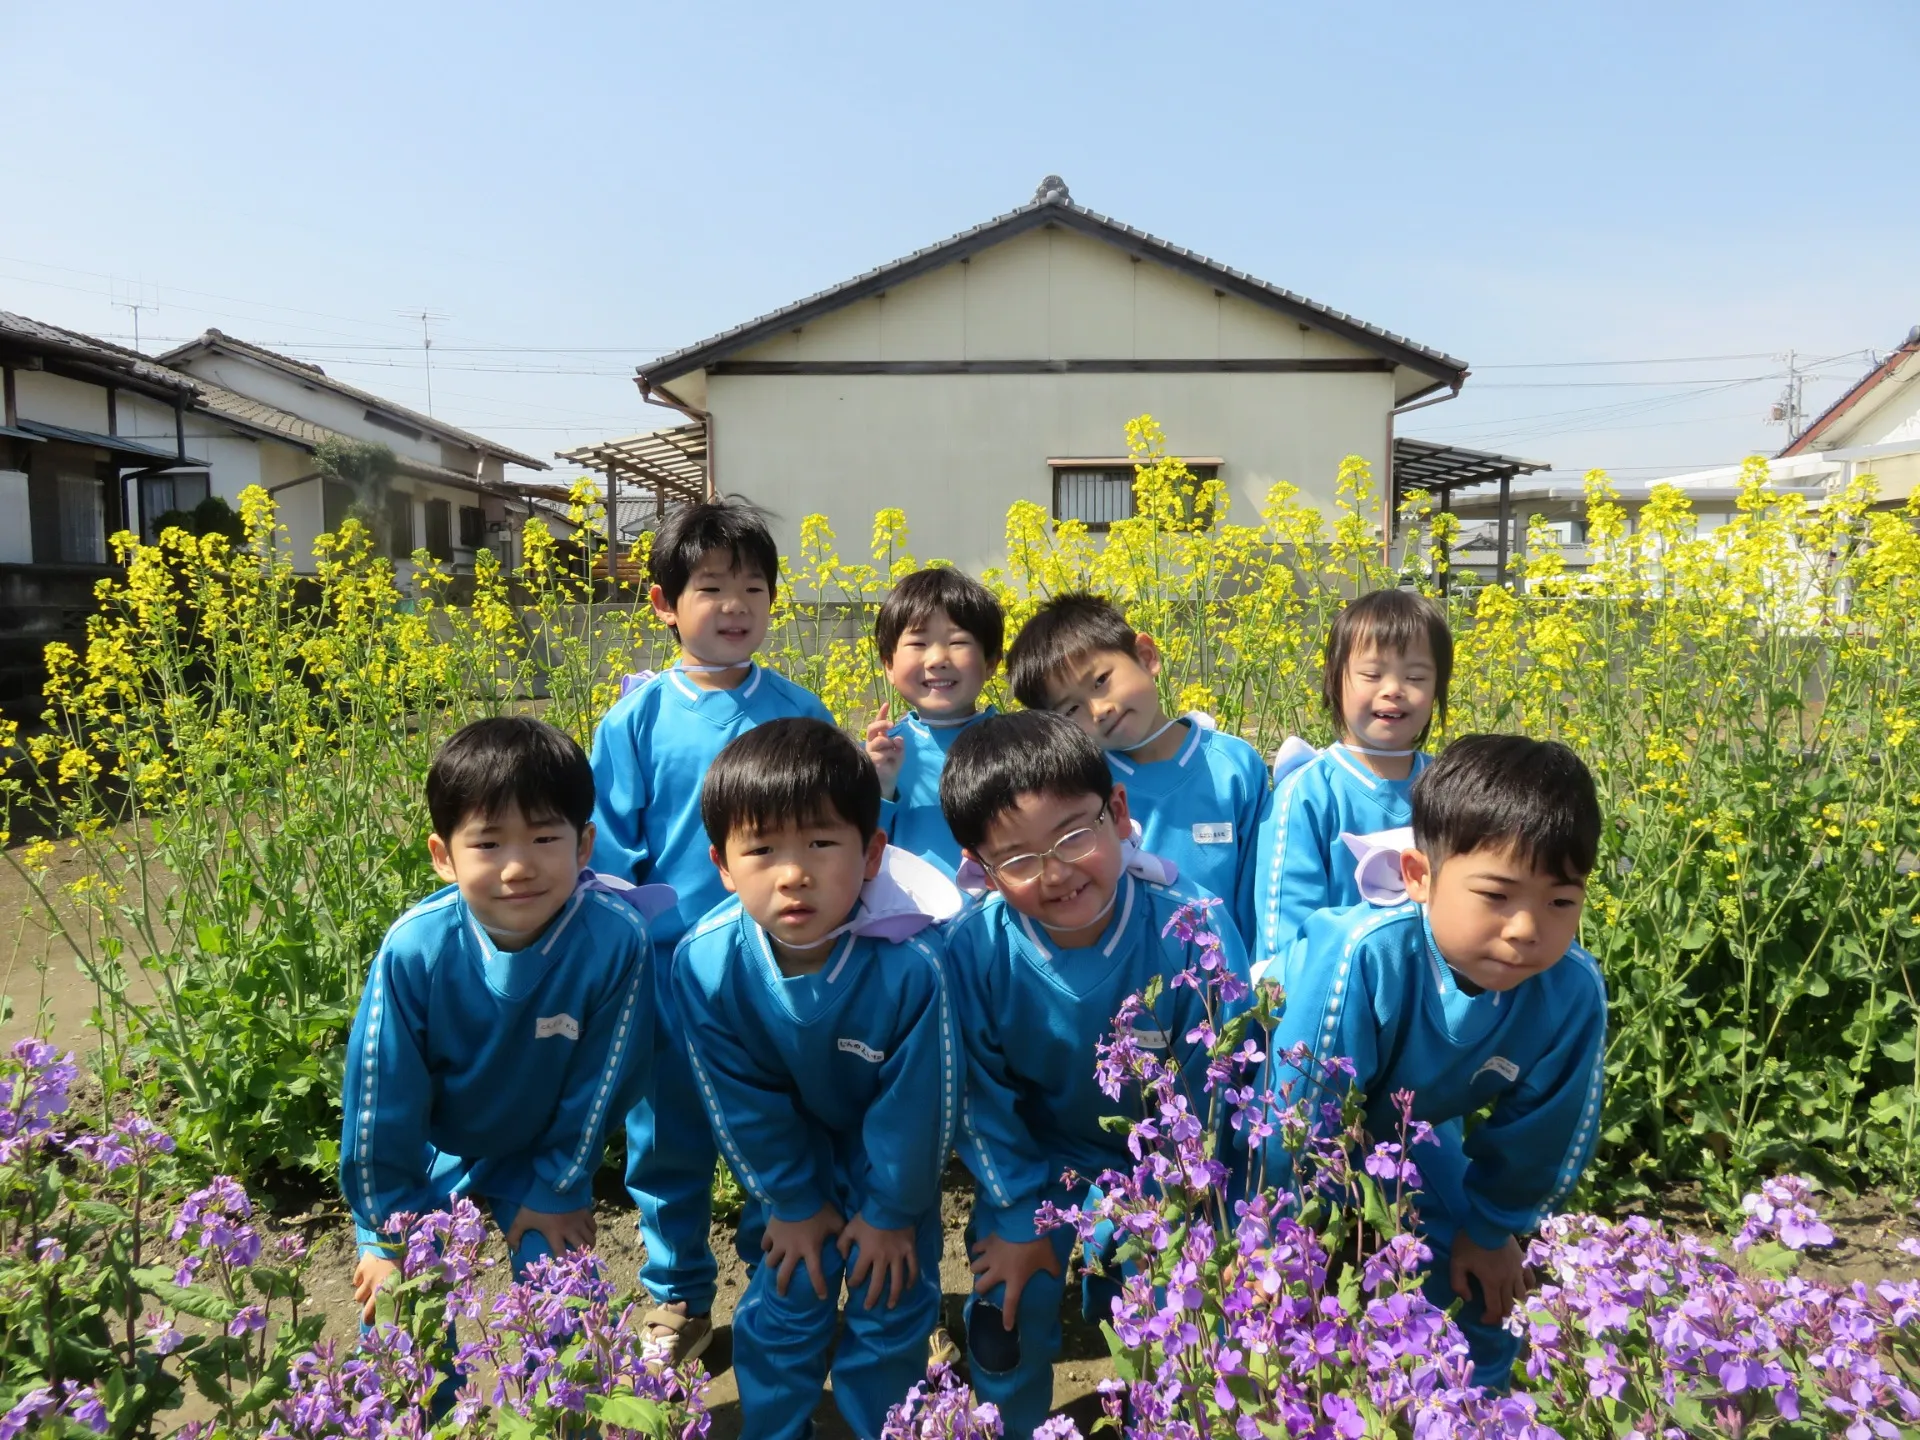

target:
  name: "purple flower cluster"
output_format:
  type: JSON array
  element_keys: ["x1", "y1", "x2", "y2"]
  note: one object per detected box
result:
[
  {"x1": 880, "y1": 1365, "x2": 1004, "y2": 1440},
  {"x1": 1518, "y1": 1208, "x2": 1920, "y2": 1438},
  {"x1": 0, "y1": 1038, "x2": 75, "y2": 1162},
  {"x1": 0, "y1": 1382, "x2": 107, "y2": 1439},
  {"x1": 269, "y1": 1201, "x2": 710, "y2": 1439},
  {"x1": 170, "y1": 1174, "x2": 264, "y2": 1284},
  {"x1": 1733, "y1": 1174, "x2": 1838, "y2": 1253}
]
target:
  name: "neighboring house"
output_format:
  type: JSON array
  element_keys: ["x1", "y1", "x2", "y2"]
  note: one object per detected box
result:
[
  {"x1": 1, "y1": 312, "x2": 211, "y2": 710},
  {"x1": 0, "y1": 311, "x2": 552, "y2": 712},
  {"x1": 594, "y1": 176, "x2": 1470, "y2": 576},
  {"x1": 154, "y1": 329, "x2": 549, "y2": 575},
  {"x1": 1778, "y1": 324, "x2": 1920, "y2": 507}
]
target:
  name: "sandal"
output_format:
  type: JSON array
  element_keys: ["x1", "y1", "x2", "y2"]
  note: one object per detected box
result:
[
  {"x1": 643, "y1": 1305, "x2": 714, "y2": 1366},
  {"x1": 928, "y1": 1327, "x2": 961, "y2": 1367}
]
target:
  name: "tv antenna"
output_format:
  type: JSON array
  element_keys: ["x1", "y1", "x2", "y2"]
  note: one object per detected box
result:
[
  {"x1": 402, "y1": 309, "x2": 450, "y2": 415},
  {"x1": 111, "y1": 278, "x2": 160, "y2": 352}
]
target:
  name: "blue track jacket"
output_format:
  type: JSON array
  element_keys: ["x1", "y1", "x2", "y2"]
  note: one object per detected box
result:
[
  {"x1": 341, "y1": 877, "x2": 654, "y2": 1251},
  {"x1": 1259, "y1": 901, "x2": 1608, "y2": 1251},
  {"x1": 945, "y1": 874, "x2": 1251, "y2": 1243},
  {"x1": 589, "y1": 663, "x2": 833, "y2": 950},
  {"x1": 674, "y1": 899, "x2": 959, "y2": 1233}
]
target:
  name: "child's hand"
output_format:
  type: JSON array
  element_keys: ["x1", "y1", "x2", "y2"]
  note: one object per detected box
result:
[
  {"x1": 837, "y1": 1213, "x2": 919, "y2": 1310},
  {"x1": 1449, "y1": 1232, "x2": 1528, "y2": 1324},
  {"x1": 352, "y1": 1253, "x2": 400, "y2": 1325},
  {"x1": 968, "y1": 1232, "x2": 1063, "y2": 1326},
  {"x1": 761, "y1": 1203, "x2": 845, "y2": 1300},
  {"x1": 504, "y1": 1205, "x2": 597, "y2": 1256},
  {"x1": 865, "y1": 704, "x2": 904, "y2": 800}
]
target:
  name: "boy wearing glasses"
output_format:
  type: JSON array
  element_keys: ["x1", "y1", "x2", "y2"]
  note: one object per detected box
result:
[{"x1": 939, "y1": 712, "x2": 1250, "y2": 1439}]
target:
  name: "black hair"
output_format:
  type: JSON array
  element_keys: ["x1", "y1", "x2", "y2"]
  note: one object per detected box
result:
[
  {"x1": 426, "y1": 716, "x2": 595, "y2": 839},
  {"x1": 701, "y1": 717, "x2": 881, "y2": 852},
  {"x1": 1411, "y1": 734, "x2": 1601, "y2": 884},
  {"x1": 1005, "y1": 592, "x2": 1139, "y2": 711},
  {"x1": 939, "y1": 710, "x2": 1114, "y2": 853},
  {"x1": 1323, "y1": 588, "x2": 1455, "y2": 744},
  {"x1": 648, "y1": 498, "x2": 781, "y2": 610},
  {"x1": 875, "y1": 566, "x2": 1007, "y2": 666}
]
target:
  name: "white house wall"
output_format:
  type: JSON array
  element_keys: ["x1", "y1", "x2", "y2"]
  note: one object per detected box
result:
[
  {"x1": 12, "y1": 370, "x2": 112, "y2": 431},
  {"x1": 730, "y1": 227, "x2": 1384, "y2": 368},
  {"x1": 705, "y1": 225, "x2": 1406, "y2": 577},
  {"x1": 711, "y1": 368, "x2": 1395, "y2": 581}
]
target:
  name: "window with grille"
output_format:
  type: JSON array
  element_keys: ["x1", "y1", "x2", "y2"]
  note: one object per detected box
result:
[
  {"x1": 458, "y1": 505, "x2": 484, "y2": 549},
  {"x1": 1051, "y1": 463, "x2": 1220, "y2": 530},
  {"x1": 424, "y1": 499, "x2": 453, "y2": 561}
]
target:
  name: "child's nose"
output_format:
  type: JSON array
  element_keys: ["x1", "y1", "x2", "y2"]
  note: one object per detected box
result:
[{"x1": 1504, "y1": 908, "x2": 1539, "y2": 943}]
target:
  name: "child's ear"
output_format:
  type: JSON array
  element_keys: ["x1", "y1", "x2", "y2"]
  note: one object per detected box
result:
[
  {"x1": 1401, "y1": 848, "x2": 1433, "y2": 904},
  {"x1": 1108, "y1": 784, "x2": 1132, "y2": 836},
  {"x1": 428, "y1": 833, "x2": 458, "y2": 885},
  {"x1": 648, "y1": 583, "x2": 677, "y2": 629},
  {"x1": 575, "y1": 821, "x2": 596, "y2": 869},
  {"x1": 711, "y1": 844, "x2": 740, "y2": 895},
  {"x1": 863, "y1": 829, "x2": 888, "y2": 880},
  {"x1": 1133, "y1": 633, "x2": 1163, "y2": 678}
]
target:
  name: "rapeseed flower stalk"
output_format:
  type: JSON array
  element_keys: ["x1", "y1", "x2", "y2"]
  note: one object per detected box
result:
[{"x1": 0, "y1": 430, "x2": 1914, "y2": 1204}]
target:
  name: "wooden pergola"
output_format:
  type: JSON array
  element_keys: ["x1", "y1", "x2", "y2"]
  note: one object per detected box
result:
[
  {"x1": 556, "y1": 422, "x2": 710, "y2": 548},
  {"x1": 1392, "y1": 437, "x2": 1549, "y2": 588}
]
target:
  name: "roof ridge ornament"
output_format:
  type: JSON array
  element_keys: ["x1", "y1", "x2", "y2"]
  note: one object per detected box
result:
[{"x1": 1033, "y1": 174, "x2": 1070, "y2": 204}]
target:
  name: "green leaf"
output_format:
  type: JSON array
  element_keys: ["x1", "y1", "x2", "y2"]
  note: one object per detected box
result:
[
  {"x1": 133, "y1": 1268, "x2": 239, "y2": 1324},
  {"x1": 493, "y1": 1408, "x2": 540, "y2": 1440},
  {"x1": 72, "y1": 1199, "x2": 132, "y2": 1225},
  {"x1": 588, "y1": 1392, "x2": 670, "y2": 1435},
  {"x1": 1098, "y1": 1114, "x2": 1135, "y2": 1135},
  {"x1": 1099, "y1": 1321, "x2": 1139, "y2": 1381}
]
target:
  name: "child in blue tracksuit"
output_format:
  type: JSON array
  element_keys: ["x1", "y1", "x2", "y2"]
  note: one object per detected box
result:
[
  {"x1": 341, "y1": 717, "x2": 658, "y2": 1324},
  {"x1": 589, "y1": 500, "x2": 834, "y2": 1362},
  {"x1": 678, "y1": 718, "x2": 960, "y2": 1440},
  {"x1": 1253, "y1": 587, "x2": 1453, "y2": 966},
  {"x1": 1007, "y1": 592, "x2": 1270, "y2": 946},
  {"x1": 863, "y1": 566, "x2": 1005, "y2": 875},
  {"x1": 1254, "y1": 735, "x2": 1608, "y2": 1392},
  {"x1": 940, "y1": 711, "x2": 1251, "y2": 1439}
]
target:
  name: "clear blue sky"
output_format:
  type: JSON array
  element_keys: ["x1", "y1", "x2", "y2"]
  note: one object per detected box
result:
[{"x1": 4, "y1": 1, "x2": 1916, "y2": 483}]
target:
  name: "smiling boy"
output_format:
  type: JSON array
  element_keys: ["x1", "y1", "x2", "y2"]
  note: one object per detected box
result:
[
  {"x1": 341, "y1": 717, "x2": 655, "y2": 1322},
  {"x1": 1007, "y1": 593, "x2": 1270, "y2": 946},
  {"x1": 939, "y1": 711, "x2": 1250, "y2": 1438},
  {"x1": 589, "y1": 499, "x2": 834, "y2": 1361},
  {"x1": 1254, "y1": 734, "x2": 1608, "y2": 1392},
  {"x1": 863, "y1": 567, "x2": 1005, "y2": 874},
  {"x1": 676, "y1": 718, "x2": 957, "y2": 1440}
]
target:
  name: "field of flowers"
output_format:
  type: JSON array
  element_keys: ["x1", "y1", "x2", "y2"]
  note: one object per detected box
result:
[
  {"x1": 1, "y1": 417, "x2": 1918, "y2": 1436},
  {"x1": 3, "y1": 417, "x2": 1915, "y2": 1207}
]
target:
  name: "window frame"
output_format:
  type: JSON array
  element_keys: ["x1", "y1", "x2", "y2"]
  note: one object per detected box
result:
[{"x1": 1050, "y1": 461, "x2": 1221, "y2": 531}]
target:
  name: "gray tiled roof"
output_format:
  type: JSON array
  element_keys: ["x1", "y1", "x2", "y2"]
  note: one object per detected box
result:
[
  {"x1": 0, "y1": 311, "x2": 202, "y2": 394},
  {"x1": 159, "y1": 329, "x2": 549, "y2": 471},
  {"x1": 639, "y1": 178, "x2": 1468, "y2": 385}
]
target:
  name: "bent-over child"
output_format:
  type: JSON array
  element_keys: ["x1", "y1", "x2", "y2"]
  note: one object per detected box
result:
[
  {"x1": 341, "y1": 717, "x2": 655, "y2": 1321},
  {"x1": 589, "y1": 499, "x2": 834, "y2": 1362},
  {"x1": 678, "y1": 718, "x2": 958, "y2": 1440},
  {"x1": 940, "y1": 711, "x2": 1250, "y2": 1439},
  {"x1": 1254, "y1": 734, "x2": 1608, "y2": 1391}
]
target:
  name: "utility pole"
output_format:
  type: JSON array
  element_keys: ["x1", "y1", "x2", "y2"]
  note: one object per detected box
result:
[{"x1": 1768, "y1": 349, "x2": 1806, "y2": 442}]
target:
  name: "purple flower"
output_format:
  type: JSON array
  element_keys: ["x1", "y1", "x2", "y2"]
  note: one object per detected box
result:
[
  {"x1": 228, "y1": 1305, "x2": 268, "y2": 1337},
  {"x1": 142, "y1": 1312, "x2": 186, "y2": 1356}
]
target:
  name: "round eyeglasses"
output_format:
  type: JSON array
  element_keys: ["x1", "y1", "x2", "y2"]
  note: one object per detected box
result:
[{"x1": 981, "y1": 805, "x2": 1111, "y2": 886}]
